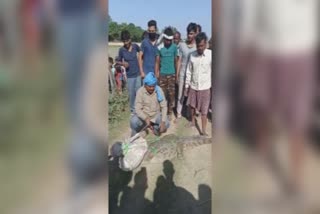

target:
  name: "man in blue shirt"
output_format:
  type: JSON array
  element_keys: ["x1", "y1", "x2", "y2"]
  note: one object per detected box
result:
[
  {"x1": 117, "y1": 30, "x2": 142, "y2": 114},
  {"x1": 138, "y1": 20, "x2": 158, "y2": 78}
]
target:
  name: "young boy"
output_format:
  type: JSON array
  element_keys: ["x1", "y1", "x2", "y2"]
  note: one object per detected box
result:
[
  {"x1": 185, "y1": 32, "x2": 212, "y2": 136},
  {"x1": 155, "y1": 27, "x2": 179, "y2": 120},
  {"x1": 108, "y1": 57, "x2": 116, "y2": 93},
  {"x1": 114, "y1": 62, "x2": 126, "y2": 94}
]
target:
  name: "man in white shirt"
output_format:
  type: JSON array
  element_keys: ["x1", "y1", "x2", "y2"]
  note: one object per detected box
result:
[{"x1": 185, "y1": 32, "x2": 212, "y2": 136}]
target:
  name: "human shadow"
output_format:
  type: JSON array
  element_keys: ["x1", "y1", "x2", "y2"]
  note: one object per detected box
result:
[
  {"x1": 198, "y1": 184, "x2": 212, "y2": 214},
  {"x1": 109, "y1": 159, "x2": 212, "y2": 214},
  {"x1": 153, "y1": 160, "x2": 200, "y2": 214},
  {"x1": 108, "y1": 156, "x2": 133, "y2": 214},
  {"x1": 117, "y1": 167, "x2": 155, "y2": 214}
]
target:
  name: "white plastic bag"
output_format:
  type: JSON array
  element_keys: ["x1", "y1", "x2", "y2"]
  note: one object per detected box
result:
[{"x1": 119, "y1": 134, "x2": 148, "y2": 171}]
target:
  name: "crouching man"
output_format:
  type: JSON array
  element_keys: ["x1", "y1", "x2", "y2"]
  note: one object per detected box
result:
[{"x1": 130, "y1": 72, "x2": 170, "y2": 136}]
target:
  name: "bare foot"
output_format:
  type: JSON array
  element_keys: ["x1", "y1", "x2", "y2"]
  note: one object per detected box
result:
[{"x1": 201, "y1": 132, "x2": 209, "y2": 137}]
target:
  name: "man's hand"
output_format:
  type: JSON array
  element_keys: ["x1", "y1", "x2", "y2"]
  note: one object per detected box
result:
[
  {"x1": 175, "y1": 75, "x2": 179, "y2": 85},
  {"x1": 116, "y1": 61, "x2": 128, "y2": 68},
  {"x1": 159, "y1": 121, "x2": 166, "y2": 133},
  {"x1": 140, "y1": 72, "x2": 145, "y2": 79},
  {"x1": 123, "y1": 61, "x2": 129, "y2": 68}
]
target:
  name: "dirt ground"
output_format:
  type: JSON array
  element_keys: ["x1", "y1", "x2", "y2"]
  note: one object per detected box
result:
[
  {"x1": 17, "y1": 111, "x2": 320, "y2": 214},
  {"x1": 108, "y1": 111, "x2": 213, "y2": 214},
  {"x1": 212, "y1": 135, "x2": 320, "y2": 214}
]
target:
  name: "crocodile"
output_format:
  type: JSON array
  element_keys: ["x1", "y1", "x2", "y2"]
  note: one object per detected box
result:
[{"x1": 144, "y1": 134, "x2": 212, "y2": 162}]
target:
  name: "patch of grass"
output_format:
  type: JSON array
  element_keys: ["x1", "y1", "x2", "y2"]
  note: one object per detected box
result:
[
  {"x1": 109, "y1": 109, "x2": 131, "y2": 143},
  {"x1": 108, "y1": 90, "x2": 129, "y2": 127},
  {"x1": 108, "y1": 90, "x2": 132, "y2": 143}
]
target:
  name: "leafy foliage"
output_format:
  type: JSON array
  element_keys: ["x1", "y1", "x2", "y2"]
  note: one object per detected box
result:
[{"x1": 108, "y1": 17, "x2": 144, "y2": 42}]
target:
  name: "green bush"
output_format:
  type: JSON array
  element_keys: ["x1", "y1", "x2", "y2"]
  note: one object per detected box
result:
[{"x1": 108, "y1": 90, "x2": 129, "y2": 126}]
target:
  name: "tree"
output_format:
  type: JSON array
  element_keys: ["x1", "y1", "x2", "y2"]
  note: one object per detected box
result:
[
  {"x1": 109, "y1": 21, "x2": 120, "y2": 41},
  {"x1": 108, "y1": 17, "x2": 144, "y2": 42}
]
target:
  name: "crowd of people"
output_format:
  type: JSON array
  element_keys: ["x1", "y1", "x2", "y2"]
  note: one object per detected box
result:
[{"x1": 109, "y1": 20, "x2": 212, "y2": 137}]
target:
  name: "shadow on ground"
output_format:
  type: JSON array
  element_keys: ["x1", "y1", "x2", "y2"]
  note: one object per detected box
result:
[{"x1": 109, "y1": 159, "x2": 211, "y2": 214}]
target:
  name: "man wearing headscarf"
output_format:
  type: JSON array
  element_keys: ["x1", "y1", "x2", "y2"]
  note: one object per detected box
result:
[
  {"x1": 130, "y1": 72, "x2": 170, "y2": 136},
  {"x1": 155, "y1": 27, "x2": 179, "y2": 121}
]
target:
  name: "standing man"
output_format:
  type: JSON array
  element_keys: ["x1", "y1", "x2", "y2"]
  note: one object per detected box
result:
[
  {"x1": 174, "y1": 31, "x2": 182, "y2": 72},
  {"x1": 155, "y1": 27, "x2": 179, "y2": 121},
  {"x1": 176, "y1": 23, "x2": 198, "y2": 120},
  {"x1": 117, "y1": 30, "x2": 142, "y2": 114},
  {"x1": 138, "y1": 20, "x2": 158, "y2": 78},
  {"x1": 196, "y1": 24, "x2": 202, "y2": 34},
  {"x1": 185, "y1": 32, "x2": 212, "y2": 136},
  {"x1": 173, "y1": 31, "x2": 181, "y2": 46}
]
